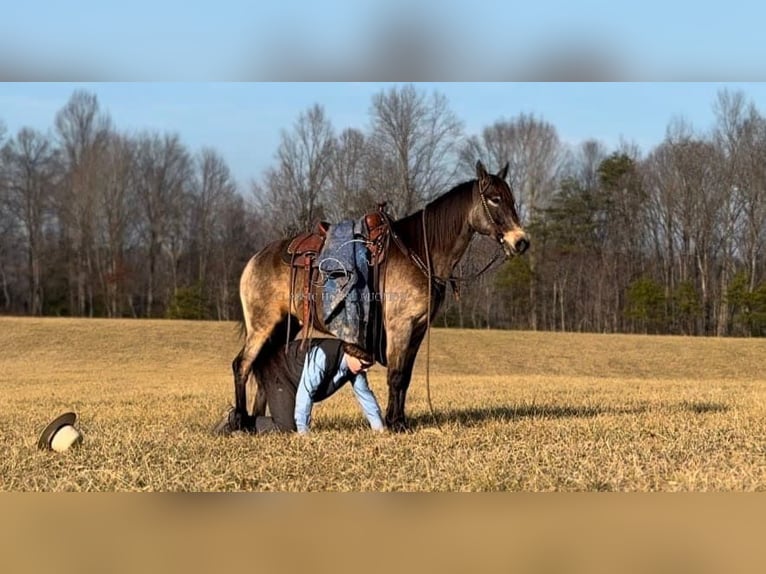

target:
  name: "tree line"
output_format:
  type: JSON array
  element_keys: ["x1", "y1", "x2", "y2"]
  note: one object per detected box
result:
[{"x1": 1, "y1": 86, "x2": 765, "y2": 336}]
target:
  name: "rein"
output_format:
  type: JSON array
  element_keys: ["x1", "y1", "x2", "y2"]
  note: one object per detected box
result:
[
  {"x1": 378, "y1": 205, "x2": 444, "y2": 286},
  {"x1": 421, "y1": 208, "x2": 440, "y2": 429}
]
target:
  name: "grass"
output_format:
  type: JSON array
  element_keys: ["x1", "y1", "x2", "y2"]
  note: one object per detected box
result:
[{"x1": 1, "y1": 316, "x2": 765, "y2": 491}]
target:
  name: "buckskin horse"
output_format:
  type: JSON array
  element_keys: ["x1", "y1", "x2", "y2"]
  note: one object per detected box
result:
[{"x1": 229, "y1": 160, "x2": 529, "y2": 432}]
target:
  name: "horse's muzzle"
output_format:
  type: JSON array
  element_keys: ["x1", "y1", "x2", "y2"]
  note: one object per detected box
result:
[
  {"x1": 515, "y1": 237, "x2": 530, "y2": 255},
  {"x1": 501, "y1": 236, "x2": 530, "y2": 257}
]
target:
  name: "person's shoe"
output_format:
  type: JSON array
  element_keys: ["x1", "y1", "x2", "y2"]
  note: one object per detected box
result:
[{"x1": 211, "y1": 406, "x2": 238, "y2": 436}]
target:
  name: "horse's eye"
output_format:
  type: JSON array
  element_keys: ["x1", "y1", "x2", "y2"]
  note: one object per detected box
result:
[{"x1": 487, "y1": 197, "x2": 501, "y2": 207}]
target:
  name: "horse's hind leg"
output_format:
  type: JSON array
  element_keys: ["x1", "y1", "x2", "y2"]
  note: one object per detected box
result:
[
  {"x1": 233, "y1": 321, "x2": 282, "y2": 423},
  {"x1": 230, "y1": 349, "x2": 268, "y2": 431},
  {"x1": 234, "y1": 314, "x2": 305, "y2": 427},
  {"x1": 231, "y1": 247, "x2": 294, "y2": 426},
  {"x1": 236, "y1": 311, "x2": 301, "y2": 421}
]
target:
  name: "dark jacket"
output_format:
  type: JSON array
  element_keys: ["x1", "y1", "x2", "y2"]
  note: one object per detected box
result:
[{"x1": 257, "y1": 338, "x2": 345, "y2": 391}]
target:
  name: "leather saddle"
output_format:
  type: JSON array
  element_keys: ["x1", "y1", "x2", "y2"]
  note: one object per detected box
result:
[
  {"x1": 282, "y1": 221, "x2": 330, "y2": 267},
  {"x1": 281, "y1": 208, "x2": 390, "y2": 268}
]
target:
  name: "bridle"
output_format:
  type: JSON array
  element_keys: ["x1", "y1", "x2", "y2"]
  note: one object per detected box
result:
[
  {"x1": 476, "y1": 176, "x2": 512, "y2": 251},
  {"x1": 378, "y1": 176, "x2": 515, "y2": 292}
]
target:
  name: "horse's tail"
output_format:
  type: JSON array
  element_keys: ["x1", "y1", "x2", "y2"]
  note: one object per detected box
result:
[
  {"x1": 231, "y1": 286, "x2": 246, "y2": 340},
  {"x1": 234, "y1": 316, "x2": 246, "y2": 340},
  {"x1": 231, "y1": 243, "x2": 268, "y2": 341}
]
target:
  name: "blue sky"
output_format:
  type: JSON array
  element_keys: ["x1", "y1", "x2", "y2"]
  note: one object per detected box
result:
[
  {"x1": 3, "y1": 83, "x2": 766, "y2": 190},
  {"x1": 3, "y1": 3, "x2": 765, "y2": 188},
  {"x1": 1, "y1": 1, "x2": 765, "y2": 79}
]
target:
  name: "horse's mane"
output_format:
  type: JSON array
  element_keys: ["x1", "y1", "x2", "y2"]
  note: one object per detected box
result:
[{"x1": 392, "y1": 179, "x2": 476, "y2": 258}]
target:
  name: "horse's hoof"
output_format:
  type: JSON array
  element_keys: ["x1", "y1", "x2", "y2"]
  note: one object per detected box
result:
[{"x1": 387, "y1": 420, "x2": 410, "y2": 433}]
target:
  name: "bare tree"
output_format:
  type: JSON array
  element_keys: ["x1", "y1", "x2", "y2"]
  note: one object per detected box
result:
[
  {"x1": 134, "y1": 132, "x2": 192, "y2": 317},
  {"x1": 714, "y1": 92, "x2": 766, "y2": 294},
  {"x1": 0, "y1": 119, "x2": 13, "y2": 310},
  {"x1": 596, "y1": 144, "x2": 647, "y2": 332},
  {"x1": 576, "y1": 139, "x2": 609, "y2": 192},
  {"x1": 209, "y1": 191, "x2": 265, "y2": 320},
  {"x1": 712, "y1": 89, "x2": 749, "y2": 334},
  {"x1": 252, "y1": 169, "x2": 290, "y2": 238},
  {"x1": 369, "y1": 84, "x2": 463, "y2": 217},
  {"x1": 739, "y1": 122, "x2": 766, "y2": 292},
  {"x1": 2, "y1": 128, "x2": 58, "y2": 314},
  {"x1": 278, "y1": 104, "x2": 336, "y2": 233},
  {"x1": 54, "y1": 90, "x2": 112, "y2": 316},
  {"x1": 545, "y1": 140, "x2": 609, "y2": 332},
  {"x1": 643, "y1": 141, "x2": 677, "y2": 313},
  {"x1": 93, "y1": 132, "x2": 137, "y2": 317},
  {"x1": 193, "y1": 148, "x2": 237, "y2": 284},
  {"x1": 642, "y1": 118, "x2": 728, "y2": 334},
  {"x1": 325, "y1": 128, "x2": 377, "y2": 222}
]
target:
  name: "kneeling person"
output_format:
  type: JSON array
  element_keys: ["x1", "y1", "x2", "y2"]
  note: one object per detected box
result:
[{"x1": 252, "y1": 338, "x2": 384, "y2": 434}]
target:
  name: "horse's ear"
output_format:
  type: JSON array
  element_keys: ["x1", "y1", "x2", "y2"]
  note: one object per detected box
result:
[
  {"x1": 475, "y1": 160, "x2": 488, "y2": 181},
  {"x1": 497, "y1": 162, "x2": 509, "y2": 181}
]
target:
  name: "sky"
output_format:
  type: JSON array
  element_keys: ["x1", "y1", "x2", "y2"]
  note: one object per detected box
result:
[
  {"x1": 2, "y1": 2, "x2": 764, "y2": 188},
  {"x1": 3, "y1": 83, "x2": 766, "y2": 191},
  {"x1": 2, "y1": 1, "x2": 765, "y2": 80}
]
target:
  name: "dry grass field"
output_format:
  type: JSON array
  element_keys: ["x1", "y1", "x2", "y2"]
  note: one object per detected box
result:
[{"x1": 1, "y1": 316, "x2": 766, "y2": 491}]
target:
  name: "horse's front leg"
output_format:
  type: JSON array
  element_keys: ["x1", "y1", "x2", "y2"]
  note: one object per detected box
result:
[
  {"x1": 385, "y1": 365, "x2": 415, "y2": 432},
  {"x1": 385, "y1": 323, "x2": 427, "y2": 432}
]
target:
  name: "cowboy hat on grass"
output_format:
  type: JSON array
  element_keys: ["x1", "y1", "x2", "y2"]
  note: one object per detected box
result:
[{"x1": 38, "y1": 412, "x2": 83, "y2": 452}]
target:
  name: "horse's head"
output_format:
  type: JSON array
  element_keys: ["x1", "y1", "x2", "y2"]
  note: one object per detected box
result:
[{"x1": 471, "y1": 160, "x2": 530, "y2": 258}]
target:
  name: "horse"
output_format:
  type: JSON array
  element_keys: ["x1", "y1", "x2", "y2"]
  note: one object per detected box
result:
[{"x1": 230, "y1": 160, "x2": 529, "y2": 432}]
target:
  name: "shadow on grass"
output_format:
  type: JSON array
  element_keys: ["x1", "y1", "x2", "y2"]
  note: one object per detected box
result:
[
  {"x1": 408, "y1": 400, "x2": 730, "y2": 430},
  {"x1": 408, "y1": 403, "x2": 637, "y2": 429},
  {"x1": 677, "y1": 400, "x2": 729, "y2": 415},
  {"x1": 303, "y1": 400, "x2": 730, "y2": 433}
]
